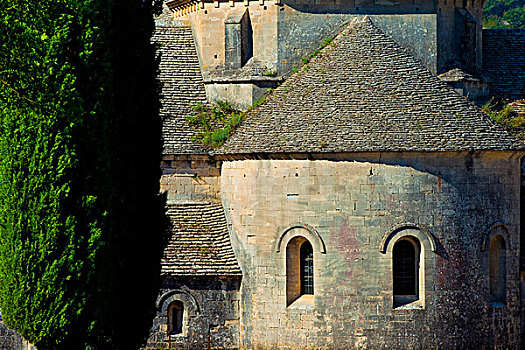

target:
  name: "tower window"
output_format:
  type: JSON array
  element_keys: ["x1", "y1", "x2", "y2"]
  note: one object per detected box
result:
[
  {"x1": 167, "y1": 301, "x2": 184, "y2": 335},
  {"x1": 393, "y1": 237, "x2": 420, "y2": 307},
  {"x1": 489, "y1": 235, "x2": 506, "y2": 305}
]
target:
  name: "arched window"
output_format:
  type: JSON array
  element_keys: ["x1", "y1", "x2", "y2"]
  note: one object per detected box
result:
[
  {"x1": 167, "y1": 301, "x2": 184, "y2": 335},
  {"x1": 286, "y1": 237, "x2": 314, "y2": 305},
  {"x1": 393, "y1": 237, "x2": 421, "y2": 307},
  {"x1": 489, "y1": 235, "x2": 506, "y2": 305}
]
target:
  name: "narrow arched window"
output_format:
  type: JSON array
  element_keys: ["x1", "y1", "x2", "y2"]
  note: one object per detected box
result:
[
  {"x1": 286, "y1": 236, "x2": 314, "y2": 305},
  {"x1": 167, "y1": 301, "x2": 184, "y2": 335},
  {"x1": 393, "y1": 237, "x2": 420, "y2": 307},
  {"x1": 489, "y1": 235, "x2": 506, "y2": 305},
  {"x1": 300, "y1": 241, "x2": 314, "y2": 295}
]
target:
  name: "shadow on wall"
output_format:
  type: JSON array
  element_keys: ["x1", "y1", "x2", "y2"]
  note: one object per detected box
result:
[{"x1": 276, "y1": 8, "x2": 439, "y2": 74}]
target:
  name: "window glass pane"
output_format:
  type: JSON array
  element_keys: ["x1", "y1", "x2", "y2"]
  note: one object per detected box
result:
[
  {"x1": 168, "y1": 301, "x2": 184, "y2": 335},
  {"x1": 300, "y1": 241, "x2": 314, "y2": 295},
  {"x1": 393, "y1": 240, "x2": 416, "y2": 295},
  {"x1": 489, "y1": 235, "x2": 506, "y2": 303}
]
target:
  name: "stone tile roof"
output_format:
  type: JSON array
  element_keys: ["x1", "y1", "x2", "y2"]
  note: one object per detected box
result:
[
  {"x1": 438, "y1": 68, "x2": 483, "y2": 83},
  {"x1": 153, "y1": 25, "x2": 209, "y2": 155},
  {"x1": 161, "y1": 203, "x2": 242, "y2": 277},
  {"x1": 218, "y1": 17, "x2": 522, "y2": 155},
  {"x1": 203, "y1": 58, "x2": 283, "y2": 83},
  {"x1": 483, "y1": 29, "x2": 525, "y2": 101},
  {"x1": 0, "y1": 318, "x2": 22, "y2": 349},
  {"x1": 509, "y1": 99, "x2": 525, "y2": 115}
]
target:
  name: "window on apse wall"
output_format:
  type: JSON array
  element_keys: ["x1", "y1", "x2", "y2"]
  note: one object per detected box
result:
[
  {"x1": 393, "y1": 237, "x2": 421, "y2": 308},
  {"x1": 489, "y1": 234, "x2": 506, "y2": 306},
  {"x1": 167, "y1": 300, "x2": 184, "y2": 335},
  {"x1": 300, "y1": 241, "x2": 314, "y2": 295},
  {"x1": 286, "y1": 236, "x2": 314, "y2": 305}
]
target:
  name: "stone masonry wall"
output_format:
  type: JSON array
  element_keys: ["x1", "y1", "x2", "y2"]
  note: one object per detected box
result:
[
  {"x1": 146, "y1": 277, "x2": 241, "y2": 350},
  {"x1": 220, "y1": 151, "x2": 521, "y2": 349},
  {"x1": 161, "y1": 155, "x2": 222, "y2": 203},
  {"x1": 160, "y1": 0, "x2": 486, "y2": 106},
  {"x1": 187, "y1": 2, "x2": 279, "y2": 73},
  {"x1": 177, "y1": 0, "x2": 483, "y2": 78},
  {"x1": 276, "y1": 12, "x2": 438, "y2": 74}
]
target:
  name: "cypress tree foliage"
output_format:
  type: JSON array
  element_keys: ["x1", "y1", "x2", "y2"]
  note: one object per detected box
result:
[{"x1": 0, "y1": 0, "x2": 166, "y2": 349}]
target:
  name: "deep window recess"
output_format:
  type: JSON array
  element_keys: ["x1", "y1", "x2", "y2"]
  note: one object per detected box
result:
[
  {"x1": 224, "y1": 9, "x2": 253, "y2": 70},
  {"x1": 393, "y1": 238, "x2": 420, "y2": 307},
  {"x1": 168, "y1": 301, "x2": 184, "y2": 335},
  {"x1": 393, "y1": 240, "x2": 416, "y2": 295},
  {"x1": 300, "y1": 241, "x2": 314, "y2": 295},
  {"x1": 286, "y1": 236, "x2": 314, "y2": 305},
  {"x1": 489, "y1": 235, "x2": 506, "y2": 305}
]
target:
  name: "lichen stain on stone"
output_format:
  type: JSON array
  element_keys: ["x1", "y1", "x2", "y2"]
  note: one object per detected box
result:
[
  {"x1": 385, "y1": 192, "x2": 400, "y2": 214},
  {"x1": 436, "y1": 247, "x2": 467, "y2": 289},
  {"x1": 332, "y1": 218, "x2": 360, "y2": 261}
]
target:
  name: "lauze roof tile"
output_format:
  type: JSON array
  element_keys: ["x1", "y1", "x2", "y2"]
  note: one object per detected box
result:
[
  {"x1": 219, "y1": 17, "x2": 522, "y2": 154},
  {"x1": 152, "y1": 25, "x2": 209, "y2": 155},
  {"x1": 161, "y1": 203, "x2": 242, "y2": 277}
]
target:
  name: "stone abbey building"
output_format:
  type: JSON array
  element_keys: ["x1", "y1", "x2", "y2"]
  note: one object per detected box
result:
[
  {"x1": 145, "y1": 0, "x2": 525, "y2": 347},
  {"x1": 2, "y1": 0, "x2": 525, "y2": 348}
]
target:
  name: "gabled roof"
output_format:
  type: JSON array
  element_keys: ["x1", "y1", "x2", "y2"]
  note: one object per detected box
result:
[
  {"x1": 219, "y1": 17, "x2": 522, "y2": 155},
  {"x1": 152, "y1": 25, "x2": 209, "y2": 155},
  {"x1": 161, "y1": 203, "x2": 242, "y2": 277}
]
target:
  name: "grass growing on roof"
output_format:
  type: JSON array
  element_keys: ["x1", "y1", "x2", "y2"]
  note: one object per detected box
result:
[
  {"x1": 186, "y1": 101, "x2": 246, "y2": 147},
  {"x1": 482, "y1": 99, "x2": 525, "y2": 139}
]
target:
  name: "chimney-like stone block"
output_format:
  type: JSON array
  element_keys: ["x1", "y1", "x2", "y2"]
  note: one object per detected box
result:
[{"x1": 225, "y1": 9, "x2": 253, "y2": 70}]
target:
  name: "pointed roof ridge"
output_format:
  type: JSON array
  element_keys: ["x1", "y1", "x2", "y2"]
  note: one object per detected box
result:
[{"x1": 218, "y1": 17, "x2": 522, "y2": 155}]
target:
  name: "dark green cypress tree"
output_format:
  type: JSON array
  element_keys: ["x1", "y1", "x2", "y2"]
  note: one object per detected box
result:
[{"x1": 0, "y1": 0, "x2": 166, "y2": 348}]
